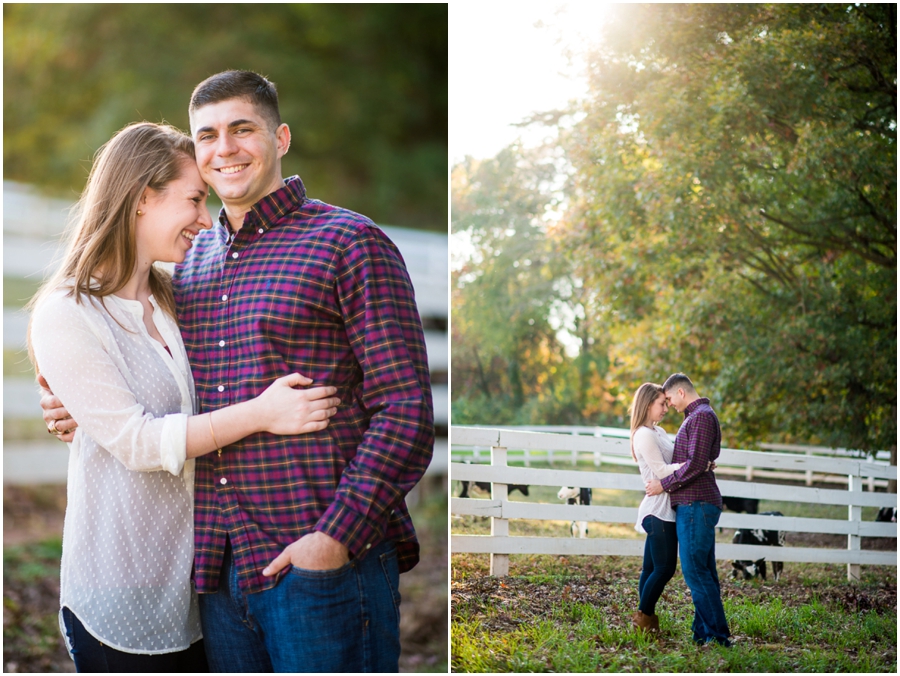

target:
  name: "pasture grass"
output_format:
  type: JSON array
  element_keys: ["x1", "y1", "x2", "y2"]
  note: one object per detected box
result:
[
  {"x1": 451, "y1": 553, "x2": 897, "y2": 673},
  {"x1": 451, "y1": 463, "x2": 897, "y2": 672}
]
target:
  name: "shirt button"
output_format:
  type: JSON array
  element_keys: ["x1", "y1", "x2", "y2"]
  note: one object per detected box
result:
[
  {"x1": 258, "y1": 228, "x2": 264, "y2": 234},
  {"x1": 217, "y1": 385, "x2": 225, "y2": 392},
  {"x1": 218, "y1": 340, "x2": 225, "y2": 347},
  {"x1": 232, "y1": 252, "x2": 239, "y2": 259},
  {"x1": 221, "y1": 294, "x2": 228, "y2": 302},
  {"x1": 366, "y1": 543, "x2": 372, "y2": 550},
  {"x1": 220, "y1": 478, "x2": 227, "y2": 485}
]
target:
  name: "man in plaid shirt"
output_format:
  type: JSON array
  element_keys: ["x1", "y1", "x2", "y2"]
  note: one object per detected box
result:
[
  {"x1": 645, "y1": 373, "x2": 731, "y2": 647},
  {"x1": 42, "y1": 70, "x2": 435, "y2": 672}
]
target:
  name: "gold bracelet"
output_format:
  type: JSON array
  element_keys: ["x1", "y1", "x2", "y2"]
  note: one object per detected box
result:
[{"x1": 208, "y1": 412, "x2": 222, "y2": 456}]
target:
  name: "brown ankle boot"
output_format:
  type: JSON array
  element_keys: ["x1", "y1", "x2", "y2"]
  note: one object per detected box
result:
[
  {"x1": 632, "y1": 610, "x2": 654, "y2": 632},
  {"x1": 648, "y1": 613, "x2": 660, "y2": 633}
]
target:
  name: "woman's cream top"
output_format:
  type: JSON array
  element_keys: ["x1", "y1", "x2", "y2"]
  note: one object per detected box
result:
[
  {"x1": 633, "y1": 424, "x2": 683, "y2": 533},
  {"x1": 31, "y1": 288, "x2": 201, "y2": 654}
]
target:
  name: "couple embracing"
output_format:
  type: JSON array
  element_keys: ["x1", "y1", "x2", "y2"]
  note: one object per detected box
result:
[
  {"x1": 629, "y1": 374, "x2": 731, "y2": 647},
  {"x1": 31, "y1": 70, "x2": 433, "y2": 672}
]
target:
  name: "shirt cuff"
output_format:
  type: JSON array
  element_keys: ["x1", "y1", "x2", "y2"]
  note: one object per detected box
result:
[
  {"x1": 314, "y1": 499, "x2": 385, "y2": 561},
  {"x1": 660, "y1": 474, "x2": 674, "y2": 492},
  {"x1": 159, "y1": 413, "x2": 188, "y2": 476}
]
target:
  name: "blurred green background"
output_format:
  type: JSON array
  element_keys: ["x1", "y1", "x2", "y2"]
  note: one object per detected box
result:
[{"x1": 4, "y1": 2, "x2": 447, "y2": 231}]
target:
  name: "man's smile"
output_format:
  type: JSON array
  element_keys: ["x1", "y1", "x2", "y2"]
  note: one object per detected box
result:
[{"x1": 217, "y1": 164, "x2": 249, "y2": 175}]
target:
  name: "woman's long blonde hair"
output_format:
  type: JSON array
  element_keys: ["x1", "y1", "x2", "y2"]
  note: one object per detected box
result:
[
  {"x1": 629, "y1": 383, "x2": 665, "y2": 461},
  {"x1": 26, "y1": 122, "x2": 196, "y2": 373}
]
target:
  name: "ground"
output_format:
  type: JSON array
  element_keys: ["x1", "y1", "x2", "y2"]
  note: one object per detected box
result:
[
  {"x1": 3, "y1": 481, "x2": 448, "y2": 673},
  {"x1": 451, "y1": 553, "x2": 897, "y2": 672}
]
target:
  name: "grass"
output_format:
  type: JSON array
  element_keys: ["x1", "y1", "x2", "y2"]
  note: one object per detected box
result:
[
  {"x1": 451, "y1": 464, "x2": 897, "y2": 672},
  {"x1": 451, "y1": 553, "x2": 897, "y2": 672},
  {"x1": 3, "y1": 538, "x2": 70, "y2": 673}
]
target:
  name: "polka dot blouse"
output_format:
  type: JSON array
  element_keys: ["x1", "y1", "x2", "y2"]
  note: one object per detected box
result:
[{"x1": 31, "y1": 287, "x2": 201, "y2": 654}]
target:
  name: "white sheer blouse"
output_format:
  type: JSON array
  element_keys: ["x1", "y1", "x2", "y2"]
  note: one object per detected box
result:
[
  {"x1": 30, "y1": 287, "x2": 201, "y2": 654},
  {"x1": 633, "y1": 424, "x2": 683, "y2": 533}
]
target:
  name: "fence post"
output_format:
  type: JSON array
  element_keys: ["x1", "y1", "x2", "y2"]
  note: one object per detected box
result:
[
  {"x1": 847, "y1": 473, "x2": 862, "y2": 582},
  {"x1": 490, "y1": 445, "x2": 509, "y2": 577}
]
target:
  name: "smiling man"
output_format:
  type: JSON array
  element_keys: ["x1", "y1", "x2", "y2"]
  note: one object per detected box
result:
[
  {"x1": 172, "y1": 70, "x2": 434, "y2": 673},
  {"x1": 174, "y1": 70, "x2": 434, "y2": 673}
]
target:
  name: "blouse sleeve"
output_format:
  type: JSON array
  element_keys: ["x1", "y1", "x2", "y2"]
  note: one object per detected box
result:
[
  {"x1": 30, "y1": 293, "x2": 188, "y2": 475},
  {"x1": 634, "y1": 427, "x2": 683, "y2": 480}
]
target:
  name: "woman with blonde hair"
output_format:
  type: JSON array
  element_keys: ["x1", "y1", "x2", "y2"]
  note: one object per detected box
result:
[
  {"x1": 629, "y1": 382, "x2": 684, "y2": 634},
  {"x1": 27, "y1": 122, "x2": 340, "y2": 672}
]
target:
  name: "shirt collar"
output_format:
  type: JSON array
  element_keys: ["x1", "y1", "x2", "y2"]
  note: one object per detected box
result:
[
  {"x1": 684, "y1": 397, "x2": 710, "y2": 417},
  {"x1": 215, "y1": 175, "x2": 307, "y2": 234}
]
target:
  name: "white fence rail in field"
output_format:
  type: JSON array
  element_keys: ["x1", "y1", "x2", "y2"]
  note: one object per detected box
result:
[
  {"x1": 450, "y1": 426, "x2": 897, "y2": 581},
  {"x1": 451, "y1": 424, "x2": 892, "y2": 490}
]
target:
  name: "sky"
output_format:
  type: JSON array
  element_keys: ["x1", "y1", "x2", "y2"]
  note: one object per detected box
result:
[{"x1": 449, "y1": 1, "x2": 611, "y2": 163}]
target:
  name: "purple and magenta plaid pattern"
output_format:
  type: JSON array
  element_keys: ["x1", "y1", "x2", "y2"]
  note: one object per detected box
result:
[
  {"x1": 659, "y1": 398, "x2": 723, "y2": 508},
  {"x1": 172, "y1": 176, "x2": 434, "y2": 594}
]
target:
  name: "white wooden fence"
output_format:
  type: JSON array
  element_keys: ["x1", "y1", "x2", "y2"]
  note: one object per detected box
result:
[
  {"x1": 451, "y1": 425, "x2": 892, "y2": 490},
  {"x1": 450, "y1": 426, "x2": 897, "y2": 581}
]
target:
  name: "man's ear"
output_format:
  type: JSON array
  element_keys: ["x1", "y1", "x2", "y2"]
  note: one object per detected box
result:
[{"x1": 275, "y1": 123, "x2": 291, "y2": 159}]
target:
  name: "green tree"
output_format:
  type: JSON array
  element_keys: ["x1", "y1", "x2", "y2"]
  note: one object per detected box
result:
[
  {"x1": 451, "y1": 144, "x2": 602, "y2": 425},
  {"x1": 3, "y1": 3, "x2": 447, "y2": 230},
  {"x1": 561, "y1": 3, "x2": 896, "y2": 451}
]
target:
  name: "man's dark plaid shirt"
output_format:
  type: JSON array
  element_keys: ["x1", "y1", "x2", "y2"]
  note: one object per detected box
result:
[
  {"x1": 659, "y1": 397, "x2": 723, "y2": 508},
  {"x1": 173, "y1": 176, "x2": 434, "y2": 594}
]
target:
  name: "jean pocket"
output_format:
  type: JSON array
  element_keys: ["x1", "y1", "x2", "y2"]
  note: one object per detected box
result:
[
  {"x1": 379, "y1": 546, "x2": 401, "y2": 623},
  {"x1": 288, "y1": 560, "x2": 354, "y2": 580},
  {"x1": 701, "y1": 503, "x2": 721, "y2": 529},
  {"x1": 642, "y1": 516, "x2": 656, "y2": 535}
]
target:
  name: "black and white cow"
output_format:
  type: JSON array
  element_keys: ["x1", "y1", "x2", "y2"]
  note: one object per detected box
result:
[
  {"x1": 558, "y1": 486, "x2": 592, "y2": 538},
  {"x1": 876, "y1": 507, "x2": 897, "y2": 523},
  {"x1": 723, "y1": 497, "x2": 760, "y2": 515},
  {"x1": 458, "y1": 481, "x2": 529, "y2": 499},
  {"x1": 731, "y1": 511, "x2": 785, "y2": 581}
]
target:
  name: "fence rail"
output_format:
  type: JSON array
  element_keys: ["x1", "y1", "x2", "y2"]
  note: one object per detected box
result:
[
  {"x1": 451, "y1": 425, "x2": 892, "y2": 489},
  {"x1": 450, "y1": 426, "x2": 897, "y2": 580}
]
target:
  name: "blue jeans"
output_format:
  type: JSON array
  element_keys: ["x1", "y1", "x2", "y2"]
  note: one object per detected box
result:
[
  {"x1": 61, "y1": 606, "x2": 209, "y2": 673},
  {"x1": 198, "y1": 539, "x2": 401, "y2": 673},
  {"x1": 675, "y1": 501, "x2": 731, "y2": 645},
  {"x1": 638, "y1": 515, "x2": 678, "y2": 616}
]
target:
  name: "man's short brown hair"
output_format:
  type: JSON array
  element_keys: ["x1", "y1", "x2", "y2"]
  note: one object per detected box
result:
[
  {"x1": 662, "y1": 372, "x2": 696, "y2": 394},
  {"x1": 189, "y1": 70, "x2": 281, "y2": 131}
]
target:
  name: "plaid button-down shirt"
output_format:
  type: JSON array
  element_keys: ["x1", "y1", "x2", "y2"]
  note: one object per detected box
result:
[
  {"x1": 172, "y1": 176, "x2": 434, "y2": 594},
  {"x1": 659, "y1": 398, "x2": 723, "y2": 508}
]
